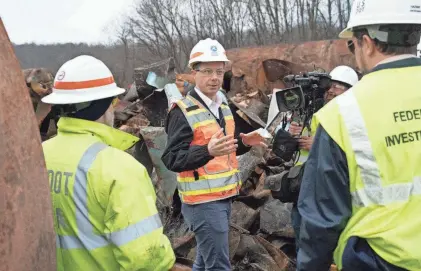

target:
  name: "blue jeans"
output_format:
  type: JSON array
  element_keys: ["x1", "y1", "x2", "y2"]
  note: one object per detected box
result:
[{"x1": 181, "y1": 199, "x2": 232, "y2": 271}]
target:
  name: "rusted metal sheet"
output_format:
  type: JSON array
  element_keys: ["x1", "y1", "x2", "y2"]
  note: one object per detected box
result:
[
  {"x1": 23, "y1": 68, "x2": 54, "y2": 110},
  {"x1": 0, "y1": 19, "x2": 56, "y2": 271},
  {"x1": 226, "y1": 39, "x2": 355, "y2": 96},
  {"x1": 229, "y1": 94, "x2": 268, "y2": 128},
  {"x1": 254, "y1": 236, "x2": 291, "y2": 270}
]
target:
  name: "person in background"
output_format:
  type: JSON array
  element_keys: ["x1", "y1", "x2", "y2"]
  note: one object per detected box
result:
[
  {"x1": 42, "y1": 55, "x2": 175, "y2": 271},
  {"x1": 288, "y1": 65, "x2": 359, "y2": 250}
]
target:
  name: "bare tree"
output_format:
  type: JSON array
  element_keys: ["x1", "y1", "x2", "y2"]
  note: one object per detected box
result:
[
  {"x1": 114, "y1": 21, "x2": 132, "y2": 86},
  {"x1": 113, "y1": 0, "x2": 353, "y2": 72}
]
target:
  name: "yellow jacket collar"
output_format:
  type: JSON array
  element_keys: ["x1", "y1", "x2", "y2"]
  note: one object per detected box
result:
[{"x1": 57, "y1": 117, "x2": 139, "y2": 150}]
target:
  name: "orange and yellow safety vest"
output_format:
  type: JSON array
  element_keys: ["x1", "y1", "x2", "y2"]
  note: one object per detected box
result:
[{"x1": 174, "y1": 95, "x2": 242, "y2": 204}]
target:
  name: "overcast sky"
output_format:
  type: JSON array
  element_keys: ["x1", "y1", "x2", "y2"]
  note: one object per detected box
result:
[{"x1": 0, "y1": 0, "x2": 135, "y2": 44}]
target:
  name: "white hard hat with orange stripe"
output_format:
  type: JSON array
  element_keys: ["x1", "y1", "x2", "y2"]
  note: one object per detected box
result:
[
  {"x1": 42, "y1": 55, "x2": 125, "y2": 104},
  {"x1": 188, "y1": 38, "x2": 230, "y2": 69}
]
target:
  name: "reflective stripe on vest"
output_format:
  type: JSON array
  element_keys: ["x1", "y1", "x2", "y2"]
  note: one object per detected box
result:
[
  {"x1": 175, "y1": 95, "x2": 241, "y2": 204},
  {"x1": 337, "y1": 91, "x2": 421, "y2": 207},
  {"x1": 177, "y1": 96, "x2": 233, "y2": 129},
  {"x1": 178, "y1": 174, "x2": 239, "y2": 193},
  {"x1": 56, "y1": 142, "x2": 163, "y2": 250}
]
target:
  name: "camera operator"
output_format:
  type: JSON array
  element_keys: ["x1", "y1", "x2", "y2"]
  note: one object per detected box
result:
[
  {"x1": 287, "y1": 65, "x2": 359, "y2": 248},
  {"x1": 289, "y1": 65, "x2": 359, "y2": 153}
]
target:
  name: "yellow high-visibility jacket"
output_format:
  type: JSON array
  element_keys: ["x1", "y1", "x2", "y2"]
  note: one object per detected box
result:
[
  {"x1": 42, "y1": 117, "x2": 175, "y2": 271},
  {"x1": 316, "y1": 59, "x2": 421, "y2": 270},
  {"x1": 296, "y1": 115, "x2": 319, "y2": 165}
]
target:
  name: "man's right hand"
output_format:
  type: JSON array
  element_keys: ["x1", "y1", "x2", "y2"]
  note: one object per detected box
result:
[
  {"x1": 208, "y1": 128, "x2": 238, "y2": 157},
  {"x1": 289, "y1": 121, "x2": 303, "y2": 136}
]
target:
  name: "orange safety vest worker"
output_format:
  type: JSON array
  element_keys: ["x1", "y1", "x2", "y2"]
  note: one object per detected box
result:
[{"x1": 173, "y1": 95, "x2": 242, "y2": 204}]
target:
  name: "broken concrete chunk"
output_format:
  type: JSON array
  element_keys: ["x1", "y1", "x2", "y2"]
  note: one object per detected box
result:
[
  {"x1": 260, "y1": 199, "x2": 294, "y2": 235},
  {"x1": 231, "y1": 201, "x2": 259, "y2": 230}
]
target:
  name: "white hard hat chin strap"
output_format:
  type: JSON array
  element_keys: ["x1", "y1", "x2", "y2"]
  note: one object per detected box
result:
[
  {"x1": 352, "y1": 25, "x2": 389, "y2": 42},
  {"x1": 366, "y1": 25, "x2": 389, "y2": 43},
  {"x1": 354, "y1": 25, "x2": 421, "y2": 46}
]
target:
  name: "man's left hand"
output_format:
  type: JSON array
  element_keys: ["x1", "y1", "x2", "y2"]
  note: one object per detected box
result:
[
  {"x1": 298, "y1": 136, "x2": 314, "y2": 151},
  {"x1": 240, "y1": 131, "x2": 268, "y2": 148}
]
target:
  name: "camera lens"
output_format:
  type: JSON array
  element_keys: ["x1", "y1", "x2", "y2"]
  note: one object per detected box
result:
[{"x1": 283, "y1": 90, "x2": 301, "y2": 110}]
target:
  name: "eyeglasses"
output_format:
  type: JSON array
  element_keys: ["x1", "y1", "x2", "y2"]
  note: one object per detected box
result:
[
  {"x1": 347, "y1": 40, "x2": 355, "y2": 55},
  {"x1": 331, "y1": 83, "x2": 348, "y2": 91},
  {"x1": 195, "y1": 69, "x2": 225, "y2": 77}
]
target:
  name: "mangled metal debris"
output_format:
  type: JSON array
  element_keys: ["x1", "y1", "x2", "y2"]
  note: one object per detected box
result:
[{"x1": 112, "y1": 41, "x2": 359, "y2": 269}]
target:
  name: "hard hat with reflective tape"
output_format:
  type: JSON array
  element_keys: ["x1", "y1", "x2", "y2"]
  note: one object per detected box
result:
[
  {"x1": 339, "y1": 0, "x2": 421, "y2": 39},
  {"x1": 329, "y1": 66, "x2": 359, "y2": 87},
  {"x1": 188, "y1": 38, "x2": 229, "y2": 69},
  {"x1": 42, "y1": 55, "x2": 125, "y2": 104}
]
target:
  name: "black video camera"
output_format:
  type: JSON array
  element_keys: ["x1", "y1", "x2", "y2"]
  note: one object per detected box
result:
[
  {"x1": 271, "y1": 71, "x2": 331, "y2": 162},
  {"x1": 267, "y1": 72, "x2": 331, "y2": 203},
  {"x1": 276, "y1": 71, "x2": 331, "y2": 113}
]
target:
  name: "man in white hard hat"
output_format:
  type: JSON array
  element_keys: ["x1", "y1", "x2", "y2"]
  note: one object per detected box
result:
[
  {"x1": 289, "y1": 65, "x2": 359, "y2": 153},
  {"x1": 162, "y1": 38, "x2": 267, "y2": 271},
  {"x1": 287, "y1": 65, "x2": 359, "y2": 252},
  {"x1": 296, "y1": 0, "x2": 421, "y2": 270},
  {"x1": 323, "y1": 65, "x2": 360, "y2": 103},
  {"x1": 41, "y1": 55, "x2": 176, "y2": 271}
]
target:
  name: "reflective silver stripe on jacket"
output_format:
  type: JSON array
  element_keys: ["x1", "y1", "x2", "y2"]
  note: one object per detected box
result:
[
  {"x1": 177, "y1": 173, "x2": 239, "y2": 192},
  {"x1": 57, "y1": 142, "x2": 163, "y2": 250},
  {"x1": 336, "y1": 91, "x2": 421, "y2": 207},
  {"x1": 177, "y1": 96, "x2": 233, "y2": 130}
]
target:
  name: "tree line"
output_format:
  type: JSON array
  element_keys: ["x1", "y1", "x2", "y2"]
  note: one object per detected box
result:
[
  {"x1": 121, "y1": 0, "x2": 352, "y2": 72},
  {"x1": 15, "y1": 0, "x2": 353, "y2": 88}
]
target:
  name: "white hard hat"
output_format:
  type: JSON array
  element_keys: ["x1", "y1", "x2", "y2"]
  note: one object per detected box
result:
[
  {"x1": 42, "y1": 55, "x2": 125, "y2": 104},
  {"x1": 329, "y1": 66, "x2": 359, "y2": 87},
  {"x1": 339, "y1": 0, "x2": 421, "y2": 39},
  {"x1": 188, "y1": 38, "x2": 229, "y2": 69}
]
